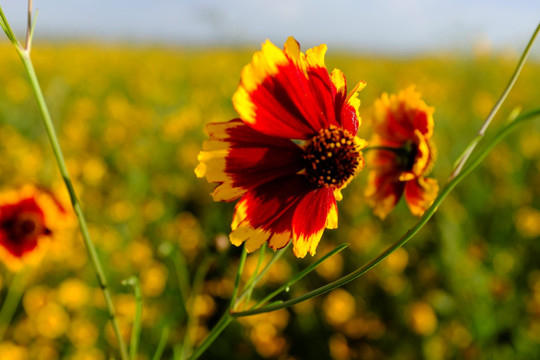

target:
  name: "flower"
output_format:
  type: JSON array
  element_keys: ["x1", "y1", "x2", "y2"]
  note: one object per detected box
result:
[
  {"x1": 0, "y1": 185, "x2": 66, "y2": 271},
  {"x1": 196, "y1": 37, "x2": 367, "y2": 258},
  {"x1": 365, "y1": 86, "x2": 438, "y2": 218}
]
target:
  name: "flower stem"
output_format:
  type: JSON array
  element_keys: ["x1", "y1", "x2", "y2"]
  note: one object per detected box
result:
[
  {"x1": 451, "y1": 22, "x2": 540, "y2": 179},
  {"x1": 243, "y1": 244, "x2": 266, "y2": 307},
  {"x1": 0, "y1": 268, "x2": 30, "y2": 341},
  {"x1": 122, "y1": 277, "x2": 143, "y2": 360},
  {"x1": 152, "y1": 326, "x2": 170, "y2": 360},
  {"x1": 14, "y1": 43, "x2": 129, "y2": 360},
  {"x1": 188, "y1": 312, "x2": 234, "y2": 360},
  {"x1": 234, "y1": 243, "x2": 289, "y2": 308},
  {"x1": 253, "y1": 243, "x2": 349, "y2": 309},
  {"x1": 231, "y1": 108, "x2": 540, "y2": 317},
  {"x1": 182, "y1": 255, "x2": 214, "y2": 360},
  {"x1": 230, "y1": 247, "x2": 247, "y2": 310}
]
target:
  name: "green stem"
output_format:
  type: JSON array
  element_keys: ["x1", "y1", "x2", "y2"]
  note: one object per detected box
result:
[
  {"x1": 229, "y1": 247, "x2": 247, "y2": 310},
  {"x1": 234, "y1": 243, "x2": 289, "y2": 308},
  {"x1": 122, "y1": 277, "x2": 143, "y2": 360},
  {"x1": 152, "y1": 326, "x2": 170, "y2": 360},
  {"x1": 231, "y1": 108, "x2": 540, "y2": 317},
  {"x1": 15, "y1": 45, "x2": 129, "y2": 360},
  {"x1": 253, "y1": 243, "x2": 349, "y2": 309},
  {"x1": 188, "y1": 312, "x2": 234, "y2": 360},
  {"x1": 0, "y1": 5, "x2": 18, "y2": 45},
  {"x1": 172, "y1": 246, "x2": 190, "y2": 320},
  {"x1": 243, "y1": 245, "x2": 266, "y2": 307},
  {"x1": 182, "y1": 255, "x2": 213, "y2": 360},
  {"x1": 0, "y1": 268, "x2": 30, "y2": 341},
  {"x1": 451, "y1": 22, "x2": 540, "y2": 178}
]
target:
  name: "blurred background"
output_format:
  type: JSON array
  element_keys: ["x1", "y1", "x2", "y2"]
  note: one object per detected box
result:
[{"x1": 0, "y1": 1, "x2": 540, "y2": 359}]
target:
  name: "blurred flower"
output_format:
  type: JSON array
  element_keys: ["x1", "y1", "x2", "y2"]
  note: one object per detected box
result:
[
  {"x1": 323, "y1": 289, "x2": 356, "y2": 327},
  {"x1": 515, "y1": 206, "x2": 540, "y2": 238},
  {"x1": 329, "y1": 333, "x2": 351, "y2": 360},
  {"x1": 408, "y1": 301, "x2": 437, "y2": 336},
  {"x1": 0, "y1": 341, "x2": 28, "y2": 360},
  {"x1": 0, "y1": 185, "x2": 67, "y2": 271},
  {"x1": 196, "y1": 37, "x2": 367, "y2": 257},
  {"x1": 239, "y1": 308, "x2": 289, "y2": 358},
  {"x1": 57, "y1": 278, "x2": 91, "y2": 310},
  {"x1": 68, "y1": 317, "x2": 100, "y2": 348},
  {"x1": 35, "y1": 302, "x2": 70, "y2": 339},
  {"x1": 140, "y1": 261, "x2": 168, "y2": 297},
  {"x1": 365, "y1": 86, "x2": 438, "y2": 218}
]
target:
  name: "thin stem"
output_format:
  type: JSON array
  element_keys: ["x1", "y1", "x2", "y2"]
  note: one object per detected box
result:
[
  {"x1": 182, "y1": 255, "x2": 214, "y2": 360},
  {"x1": 16, "y1": 46, "x2": 129, "y2": 360},
  {"x1": 451, "y1": 22, "x2": 540, "y2": 179},
  {"x1": 232, "y1": 108, "x2": 540, "y2": 317},
  {"x1": 172, "y1": 246, "x2": 189, "y2": 320},
  {"x1": 0, "y1": 268, "x2": 30, "y2": 341},
  {"x1": 243, "y1": 244, "x2": 266, "y2": 307},
  {"x1": 188, "y1": 312, "x2": 233, "y2": 360},
  {"x1": 254, "y1": 243, "x2": 349, "y2": 309},
  {"x1": 0, "y1": 5, "x2": 19, "y2": 45},
  {"x1": 229, "y1": 247, "x2": 247, "y2": 310},
  {"x1": 152, "y1": 326, "x2": 170, "y2": 360},
  {"x1": 234, "y1": 243, "x2": 289, "y2": 308},
  {"x1": 122, "y1": 277, "x2": 143, "y2": 360}
]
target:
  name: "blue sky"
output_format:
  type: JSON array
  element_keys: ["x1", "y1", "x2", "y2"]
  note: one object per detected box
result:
[{"x1": 1, "y1": 0, "x2": 539, "y2": 54}]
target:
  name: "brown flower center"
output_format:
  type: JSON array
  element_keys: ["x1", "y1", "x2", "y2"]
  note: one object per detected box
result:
[
  {"x1": 399, "y1": 141, "x2": 418, "y2": 171},
  {"x1": 4, "y1": 213, "x2": 47, "y2": 241},
  {"x1": 304, "y1": 126, "x2": 362, "y2": 188}
]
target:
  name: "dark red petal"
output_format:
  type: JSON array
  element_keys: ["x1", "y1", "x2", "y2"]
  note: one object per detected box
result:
[
  {"x1": 236, "y1": 175, "x2": 314, "y2": 234},
  {"x1": 340, "y1": 101, "x2": 359, "y2": 135},
  {"x1": 365, "y1": 170, "x2": 405, "y2": 219},
  {"x1": 292, "y1": 187, "x2": 336, "y2": 257},
  {"x1": 220, "y1": 120, "x2": 306, "y2": 190},
  {"x1": 404, "y1": 177, "x2": 439, "y2": 216},
  {"x1": 243, "y1": 62, "x2": 338, "y2": 139},
  {"x1": 413, "y1": 110, "x2": 431, "y2": 137}
]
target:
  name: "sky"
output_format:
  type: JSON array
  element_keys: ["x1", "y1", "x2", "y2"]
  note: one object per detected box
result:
[{"x1": 1, "y1": 0, "x2": 539, "y2": 55}]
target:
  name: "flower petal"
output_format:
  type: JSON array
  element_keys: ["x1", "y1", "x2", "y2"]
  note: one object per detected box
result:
[
  {"x1": 232, "y1": 37, "x2": 358, "y2": 139},
  {"x1": 411, "y1": 129, "x2": 431, "y2": 176},
  {"x1": 0, "y1": 185, "x2": 67, "y2": 271},
  {"x1": 373, "y1": 86, "x2": 434, "y2": 144},
  {"x1": 404, "y1": 177, "x2": 439, "y2": 216},
  {"x1": 365, "y1": 171, "x2": 405, "y2": 219},
  {"x1": 229, "y1": 175, "x2": 313, "y2": 253},
  {"x1": 292, "y1": 187, "x2": 337, "y2": 258},
  {"x1": 196, "y1": 120, "x2": 304, "y2": 202}
]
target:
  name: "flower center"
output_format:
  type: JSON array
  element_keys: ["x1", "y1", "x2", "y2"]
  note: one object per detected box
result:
[
  {"x1": 4, "y1": 213, "x2": 47, "y2": 242},
  {"x1": 304, "y1": 126, "x2": 362, "y2": 188},
  {"x1": 399, "y1": 141, "x2": 418, "y2": 171}
]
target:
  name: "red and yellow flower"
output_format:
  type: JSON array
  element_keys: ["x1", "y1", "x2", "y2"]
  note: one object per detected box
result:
[
  {"x1": 0, "y1": 185, "x2": 66, "y2": 271},
  {"x1": 196, "y1": 37, "x2": 367, "y2": 258},
  {"x1": 365, "y1": 86, "x2": 438, "y2": 218}
]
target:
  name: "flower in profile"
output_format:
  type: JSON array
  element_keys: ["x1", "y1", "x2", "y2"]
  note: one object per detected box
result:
[
  {"x1": 196, "y1": 37, "x2": 367, "y2": 258},
  {"x1": 0, "y1": 185, "x2": 66, "y2": 271},
  {"x1": 365, "y1": 86, "x2": 438, "y2": 218}
]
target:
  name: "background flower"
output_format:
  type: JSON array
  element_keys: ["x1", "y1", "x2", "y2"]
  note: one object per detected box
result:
[
  {"x1": 365, "y1": 86, "x2": 439, "y2": 218},
  {"x1": 0, "y1": 185, "x2": 67, "y2": 271}
]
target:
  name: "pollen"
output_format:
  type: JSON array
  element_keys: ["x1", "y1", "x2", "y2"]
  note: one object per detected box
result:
[{"x1": 304, "y1": 126, "x2": 363, "y2": 188}]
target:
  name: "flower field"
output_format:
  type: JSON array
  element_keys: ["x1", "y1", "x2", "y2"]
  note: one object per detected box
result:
[{"x1": 1, "y1": 41, "x2": 540, "y2": 359}]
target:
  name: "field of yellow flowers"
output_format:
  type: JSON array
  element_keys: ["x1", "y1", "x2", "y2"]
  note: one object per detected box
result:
[{"x1": 1, "y1": 42, "x2": 540, "y2": 360}]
